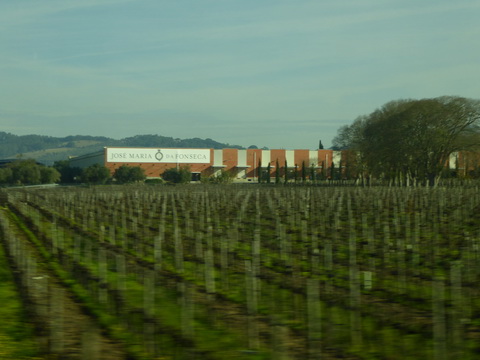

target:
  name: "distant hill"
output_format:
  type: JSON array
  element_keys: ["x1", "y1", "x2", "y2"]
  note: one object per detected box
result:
[{"x1": 0, "y1": 132, "x2": 245, "y2": 165}]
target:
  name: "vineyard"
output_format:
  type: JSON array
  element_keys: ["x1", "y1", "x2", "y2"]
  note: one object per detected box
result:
[{"x1": 1, "y1": 184, "x2": 480, "y2": 359}]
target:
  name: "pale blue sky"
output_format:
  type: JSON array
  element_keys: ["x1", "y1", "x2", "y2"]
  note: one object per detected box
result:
[{"x1": 1, "y1": 0, "x2": 479, "y2": 149}]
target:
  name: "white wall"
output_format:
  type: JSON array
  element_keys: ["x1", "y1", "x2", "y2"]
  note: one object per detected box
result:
[
  {"x1": 286, "y1": 150, "x2": 295, "y2": 167},
  {"x1": 449, "y1": 152, "x2": 458, "y2": 169},
  {"x1": 237, "y1": 150, "x2": 247, "y2": 166},
  {"x1": 261, "y1": 150, "x2": 271, "y2": 167},
  {"x1": 309, "y1": 150, "x2": 318, "y2": 167},
  {"x1": 213, "y1": 149, "x2": 223, "y2": 166}
]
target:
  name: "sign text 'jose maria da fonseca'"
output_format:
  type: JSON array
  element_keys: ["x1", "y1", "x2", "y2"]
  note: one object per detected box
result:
[{"x1": 106, "y1": 148, "x2": 210, "y2": 164}]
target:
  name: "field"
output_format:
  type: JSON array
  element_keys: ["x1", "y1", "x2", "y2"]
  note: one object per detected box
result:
[
  {"x1": 1, "y1": 184, "x2": 480, "y2": 359},
  {"x1": 0, "y1": 235, "x2": 42, "y2": 359}
]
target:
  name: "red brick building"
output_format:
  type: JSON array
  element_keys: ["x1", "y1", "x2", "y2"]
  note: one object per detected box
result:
[{"x1": 69, "y1": 147, "x2": 480, "y2": 181}]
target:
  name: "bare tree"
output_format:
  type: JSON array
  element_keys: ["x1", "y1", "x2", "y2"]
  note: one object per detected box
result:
[{"x1": 331, "y1": 96, "x2": 480, "y2": 185}]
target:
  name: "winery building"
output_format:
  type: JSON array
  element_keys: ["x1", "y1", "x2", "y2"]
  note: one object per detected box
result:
[{"x1": 69, "y1": 147, "x2": 343, "y2": 181}]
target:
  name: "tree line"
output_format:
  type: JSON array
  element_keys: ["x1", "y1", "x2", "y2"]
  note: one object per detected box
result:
[
  {"x1": 53, "y1": 161, "x2": 147, "y2": 185},
  {"x1": 0, "y1": 159, "x2": 236, "y2": 186},
  {"x1": 331, "y1": 96, "x2": 480, "y2": 185},
  {"x1": 0, "y1": 159, "x2": 60, "y2": 185},
  {"x1": 0, "y1": 160, "x2": 146, "y2": 186}
]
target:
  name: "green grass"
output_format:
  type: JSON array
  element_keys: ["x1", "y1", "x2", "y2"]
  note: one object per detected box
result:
[{"x1": 0, "y1": 240, "x2": 42, "y2": 359}]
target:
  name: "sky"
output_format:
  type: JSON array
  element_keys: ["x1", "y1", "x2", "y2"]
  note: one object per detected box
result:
[{"x1": 1, "y1": 0, "x2": 479, "y2": 150}]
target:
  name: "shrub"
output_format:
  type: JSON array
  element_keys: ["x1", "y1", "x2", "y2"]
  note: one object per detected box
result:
[
  {"x1": 162, "y1": 166, "x2": 191, "y2": 184},
  {"x1": 80, "y1": 164, "x2": 111, "y2": 185},
  {"x1": 40, "y1": 166, "x2": 61, "y2": 184},
  {"x1": 113, "y1": 165, "x2": 146, "y2": 184},
  {"x1": 203, "y1": 170, "x2": 234, "y2": 184}
]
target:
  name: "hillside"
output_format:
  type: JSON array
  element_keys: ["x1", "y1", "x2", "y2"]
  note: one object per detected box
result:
[{"x1": 0, "y1": 132, "x2": 245, "y2": 165}]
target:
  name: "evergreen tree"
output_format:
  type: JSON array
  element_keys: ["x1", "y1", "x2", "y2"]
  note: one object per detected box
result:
[
  {"x1": 275, "y1": 159, "x2": 280, "y2": 184},
  {"x1": 257, "y1": 159, "x2": 262, "y2": 183},
  {"x1": 284, "y1": 159, "x2": 288, "y2": 184},
  {"x1": 330, "y1": 161, "x2": 335, "y2": 180},
  {"x1": 301, "y1": 160, "x2": 307, "y2": 182}
]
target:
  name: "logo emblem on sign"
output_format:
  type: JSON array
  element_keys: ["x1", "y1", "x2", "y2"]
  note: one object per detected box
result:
[{"x1": 155, "y1": 150, "x2": 164, "y2": 161}]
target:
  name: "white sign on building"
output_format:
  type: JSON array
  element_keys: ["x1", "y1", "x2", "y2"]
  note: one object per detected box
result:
[{"x1": 106, "y1": 148, "x2": 210, "y2": 164}]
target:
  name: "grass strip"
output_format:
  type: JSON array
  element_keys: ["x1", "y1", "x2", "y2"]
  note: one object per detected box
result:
[
  {"x1": 5, "y1": 207, "x2": 152, "y2": 360},
  {"x1": 0, "y1": 220, "x2": 44, "y2": 359}
]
